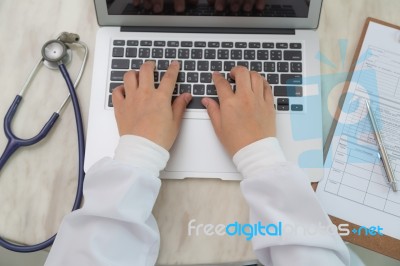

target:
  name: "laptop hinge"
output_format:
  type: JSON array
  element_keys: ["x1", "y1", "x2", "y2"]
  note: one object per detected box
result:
[{"x1": 121, "y1": 26, "x2": 295, "y2": 35}]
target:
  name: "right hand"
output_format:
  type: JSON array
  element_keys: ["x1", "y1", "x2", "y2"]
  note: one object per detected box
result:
[{"x1": 201, "y1": 67, "x2": 276, "y2": 156}]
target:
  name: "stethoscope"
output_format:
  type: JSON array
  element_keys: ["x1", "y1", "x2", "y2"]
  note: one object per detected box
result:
[{"x1": 0, "y1": 32, "x2": 88, "y2": 252}]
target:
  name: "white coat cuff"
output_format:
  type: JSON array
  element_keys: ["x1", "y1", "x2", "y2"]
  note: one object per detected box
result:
[
  {"x1": 114, "y1": 135, "x2": 170, "y2": 174},
  {"x1": 233, "y1": 137, "x2": 286, "y2": 178}
]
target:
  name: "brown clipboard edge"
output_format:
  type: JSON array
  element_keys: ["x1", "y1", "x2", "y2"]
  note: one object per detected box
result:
[{"x1": 314, "y1": 17, "x2": 400, "y2": 261}]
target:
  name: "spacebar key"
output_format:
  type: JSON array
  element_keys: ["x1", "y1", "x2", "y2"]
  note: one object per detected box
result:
[{"x1": 172, "y1": 96, "x2": 219, "y2": 109}]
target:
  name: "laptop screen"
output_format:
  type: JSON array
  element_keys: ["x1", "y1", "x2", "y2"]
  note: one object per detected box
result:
[{"x1": 106, "y1": 0, "x2": 311, "y2": 18}]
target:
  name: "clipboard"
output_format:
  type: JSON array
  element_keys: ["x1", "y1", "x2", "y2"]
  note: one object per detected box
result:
[{"x1": 317, "y1": 17, "x2": 400, "y2": 260}]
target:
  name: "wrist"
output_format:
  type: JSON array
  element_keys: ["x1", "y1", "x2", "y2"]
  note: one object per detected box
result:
[
  {"x1": 114, "y1": 135, "x2": 170, "y2": 176},
  {"x1": 233, "y1": 137, "x2": 286, "y2": 178}
]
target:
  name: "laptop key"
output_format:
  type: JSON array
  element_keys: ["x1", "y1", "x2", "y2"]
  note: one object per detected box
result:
[
  {"x1": 235, "y1": 42, "x2": 247, "y2": 48},
  {"x1": 177, "y1": 72, "x2": 185, "y2": 82},
  {"x1": 131, "y1": 59, "x2": 144, "y2": 69},
  {"x1": 206, "y1": 85, "x2": 217, "y2": 95},
  {"x1": 181, "y1": 41, "x2": 193, "y2": 47},
  {"x1": 110, "y1": 71, "x2": 126, "y2": 81},
  {"x1": 178, "y1": 49, "x2": 190, "y2": 59},
  {"x1": 290, "y1": 62, "x2": 302, "y2": 72},
  {"x1": 237, "y1": 61, "x2": 249, "y2": 68},
  {"x1": 250, "y1": 62, "x2": 262, "y2": 72},
  {"x1": 262, "y1": 42, "x2": 274, "y2": 48},
  {"x1": 224, "y1": 61, "x2": 236, "y2": 72},
  {"x1": 270, "y1": 50, "x2": 282, "y2": 60},
  {"x1": 284, "y1": 50, "x2": 302, "y2": 61},
  {"x1": 158, "y1": 60, "x2": 169, "y2": 70},
  {"x1": 126, "y1": 48, "x2": 137, "y2": 58},
  {"x1": 127, "y1": 40, "x2": 139, "y2": 46},
  {"x1": 231, "y1": 50, "x2": 242, "y2": 60},
  {"x1": 291, "y1": 104, "x2": 303, "y2": 111},
  {"x1": 179, "y1": 84, "x2": 191, "y2": 94},
  {"x1": 112, "y1": 47, "x2": 124, "y2": 57},
  {"x1": 109, "y1": 82, "x2": 123, "y2": 92},
  {"x1": 191, "y1": 49, "x2": 203, "y2": 59},
  {"x1": 267, "y1": 74, "x2": 279, "y2": 84},
  {"x1": 195, "y1": 41, "x2": 206, "y2": 47},
  {"x1": 152, "y1": 48, "x2": 164, "y2": 58},
  {"x1": 249, "y1": 42, "x2": 261, "y2": 48},
  {"x1": 277, "y1": 62, "x2": 289, "y2": 72},
  {"x1": 108, "y1": 95, "x2": 113, "y2": 107},
  {"x1": 244, "y1": 50, "x2": 255, "y2": 60},
  {"x1": 277, "y1": 42, "x2": 288, "y2": 49},
  {"x1": 290, "y1": 43, "x2": 302, "y2": 49},
  {"x1": 113, "y1": 40, "x2": 125, "y2": 46},
  {"x1": 165, "y1": 48, "x2": 177, "y2": 58},
  {"x1": 187, "y1": 72, "x2": 199, "y2": 82},
  {"x1": 217, "y1": 49, "x2": 229, "y2": 59},
  {"x1": 197, "y1": 61, "x2": 209, "y2": 71},
  {"x1": 281, "y1": 74, "x2": 302, "y2": 85},
  {"x1": 274, "y1": 86, "x2": 303, "y2": 97},
  {"x1": 154, "y1": 72, "x2": 159, "y2": 82},
  {"x1": 277, "y1": 105, "x2": 289, "y2": 111},
  {"x1": 222, "y1": 42, "x2": 233, "y2": 48},
  {"x1": 184, "y1": 61, "x2": 196, "y2": 71},
  {"x1": 193, "y1": 84, "x2": 205, "y2": 95},
  {"x1": 154, "y1": 41, "x2": 166, "y2": 46},
  {"x1": 277, "y1": 98, "x2": 289, "y2": 105},
  {"x1": 257, "y1": 50, "x2": 269, "y2": 60},
  {"x1": 210, "y1": 61, "x2": 222, "y2": 71},
  {"x1": 111, "y1": 59, "x2": 130, "y2": 69},
  {"x1": 140, "y1": 40, "x2": 152, "y2": 46},
  {"x1": 264, "y1": 62, "x2": 275, "y2": 72},
  {"x1": 208, "y1": 41, "x2": 220, "y2": 48},
  {"x1": 138, "y1": 48, "x2": 150, "y2": 58},
  {"x1": 167, "y1": 41, "x2": 179, "y2": 47},
  {"x1": 200, "y1": 73, "x2": 212, "y2": 83},
  {"x1": 205, "y1": 49, "x2": 216, "y2": 59}
]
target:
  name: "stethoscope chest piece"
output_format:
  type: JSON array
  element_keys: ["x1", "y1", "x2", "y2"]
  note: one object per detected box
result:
[{"x1": 42, "y1": 40, "x2": 72, "y2": 69}]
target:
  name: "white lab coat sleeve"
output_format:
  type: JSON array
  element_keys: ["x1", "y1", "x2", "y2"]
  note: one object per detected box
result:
[
  {"x1": 234, "y1": 137, "x2": 351, "y2": 266},
  {"x1": 45, "y1": 135, "x2": 169, "y2": 266}
]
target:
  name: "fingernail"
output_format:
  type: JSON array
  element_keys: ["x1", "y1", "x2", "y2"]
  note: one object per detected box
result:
[
  {"x1": 184, "y1": 93, "x2": 192, "y2": 104},
  {"x1": 171, "y1": 60, "x2": 179, "y2": 66}
]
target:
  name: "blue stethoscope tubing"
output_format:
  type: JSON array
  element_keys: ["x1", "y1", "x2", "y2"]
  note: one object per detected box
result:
[{"x1": 0, "y1": 34, "x2": 88, "y2": 252}]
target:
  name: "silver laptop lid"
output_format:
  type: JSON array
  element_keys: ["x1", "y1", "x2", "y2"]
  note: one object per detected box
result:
[{"x1": 94, "y1": 0, "x2": 322, "y2": 29}]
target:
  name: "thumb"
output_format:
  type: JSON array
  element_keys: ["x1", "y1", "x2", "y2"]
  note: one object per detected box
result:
[
  {"x1": 202, "y1": 97, "x2": 222, "y2": 135},
  {"x1": 172, "y1": 93, "x2": 192, "y2": 127}
]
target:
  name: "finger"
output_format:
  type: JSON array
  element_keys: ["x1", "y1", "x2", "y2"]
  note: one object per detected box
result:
[
  {"x1": 243, "y1": 0, "x2": 255, "y2": 12},
  {"x1": 112, "y1": 86, "x2": 125, "y2": 110},
  {"x1": 229, "y1": 66, "x2": 252, "y2": 96},
  {"x1": 152, "y1": 0, "x2": 164, "y2": 13},
  {"x1": 212, "y1": 72, "x2": 234, "y2": 101},
  {"x1": 174, "y1": 0, "x2": 185, "y2": 12},
  {"x1": 250, "y1": 71, "x2": 264, "y2": 98},
  {"x1": 143, "y1": 0, "x2": 152, "y2": 9},
  {"x1": 255, "y1": 0, "x2": 265, "y2": 11},
  {"x1": 138, "y1": 61, "x2": 156, "y2": 90},
  {"x1": 123, "y1": 70, "x2": 138, "y2": 96},
  {"x1": 230, "y1": 0, "x2": 241, "y2": 12},
  {"x1": 214, "y1": 0, "x2": 225, "y2": 11},
  {"x1": 202, "y1": 97, "x2": 222, "y2": 137},
  {"x1": 263, "y1": 78, "x2": 274, "y2": 104},
  {"x1": 159, "y1": 61, "x2": 180, "y2": 96},
  {"x1": 172, "y1": 93, "x2": 192, "y2": 128}
]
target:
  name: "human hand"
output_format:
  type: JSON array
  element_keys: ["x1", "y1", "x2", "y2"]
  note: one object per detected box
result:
[
  {"x1": 201, "y1": 67, "x2": 276, "y2": 156},
  {"x1": 133, "y1": 0, "x2": 198, "y2": 13},
  {"x1": 112, "y1": 61, "x2": 192, "y2": 150},
  {"x1": 208, "y1": 0, "x2": 266, "y2": 13}
]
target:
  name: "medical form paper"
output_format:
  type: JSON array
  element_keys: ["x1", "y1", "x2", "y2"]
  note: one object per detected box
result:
[{"x1": 316, "y1": 19, "x2": 400, "y2": 240}]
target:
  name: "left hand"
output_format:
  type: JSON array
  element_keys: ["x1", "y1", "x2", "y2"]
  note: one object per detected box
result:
[{"x1": 112, "y1": 61, "x2": 192, "y2": 150}]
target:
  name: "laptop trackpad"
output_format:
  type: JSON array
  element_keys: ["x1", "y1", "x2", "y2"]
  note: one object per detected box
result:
[{"x1": 165, "y1": 118, "x2": 238, "y2": 175}]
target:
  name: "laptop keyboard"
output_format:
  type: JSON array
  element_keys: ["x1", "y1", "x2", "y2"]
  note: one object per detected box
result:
[{"x1": 108, "y1": 39, "x2": 304, "y2": 112}]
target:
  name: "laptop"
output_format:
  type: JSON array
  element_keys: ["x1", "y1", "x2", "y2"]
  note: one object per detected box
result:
[{"x1": 85, "y1": 0, "x2": 324, "y2": 182}]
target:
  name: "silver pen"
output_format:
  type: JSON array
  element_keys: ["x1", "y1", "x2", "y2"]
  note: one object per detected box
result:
[{"x1": 365, "y1": 100, "x2": 397, "y2": 192}]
